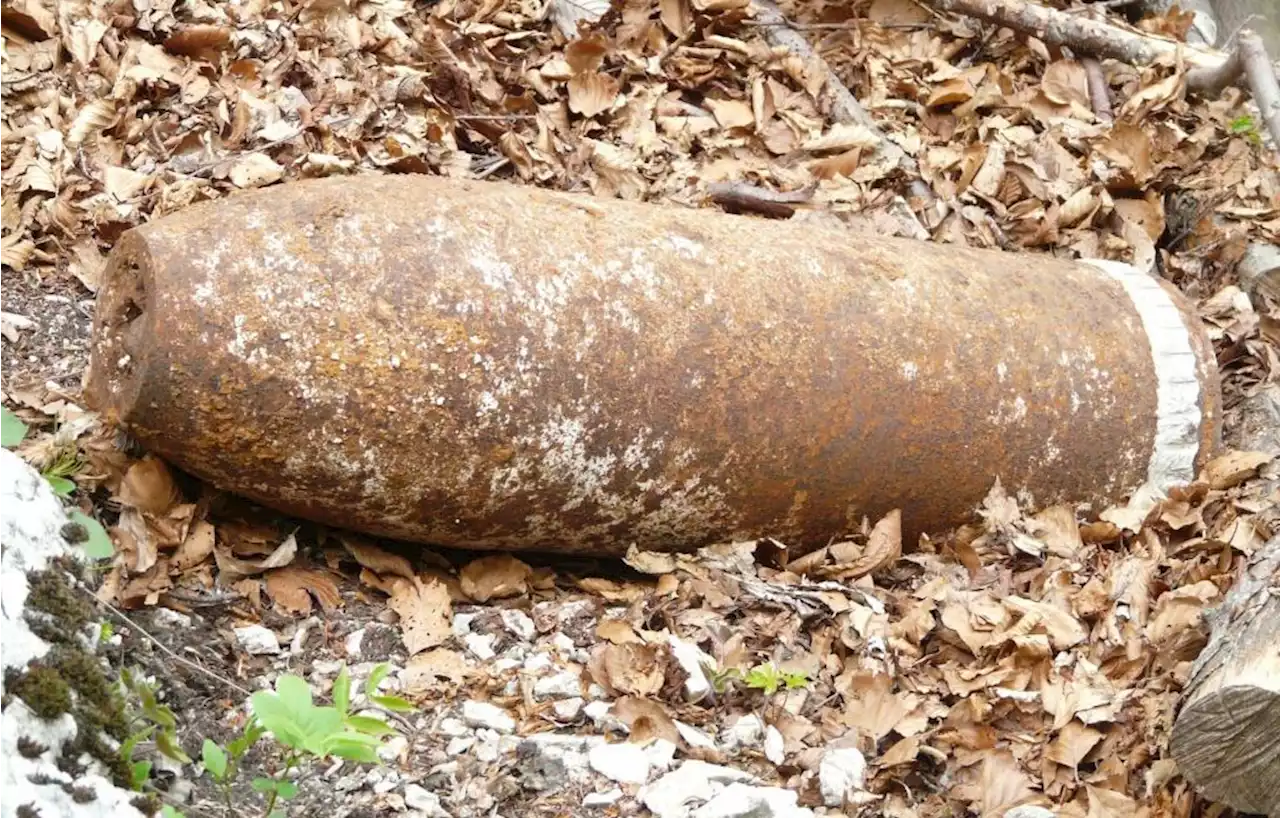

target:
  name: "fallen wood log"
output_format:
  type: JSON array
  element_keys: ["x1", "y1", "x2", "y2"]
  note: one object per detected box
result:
[
  {"x1": 1170, "y1": 534, "x2": 1280, "y2": 815},
  {"x1": 84, "y1": 175, "x2": 1221, "y2": 555},
  {"x1": 924, "y1": 0, "x2": 1230, "y2": 72}
]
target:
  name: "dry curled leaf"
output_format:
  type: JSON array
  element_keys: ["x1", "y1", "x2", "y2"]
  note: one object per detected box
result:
[
  {"x1": 265, "y1": 564, "x2": 343, "y2": 615},
  {"x1": 613, "y1": 696, "x2": 680, "y2": 745},
  {"x1": 119, "y1": 455, "x2": 182, "y2": 514},
  {"x1": 591, "y1": 642, "x2": 664, "y2": 696},
  {"x1": 341, "y1": 535, "x2": 416, "y2": 580},
  {"x1": 459, "y1": 555, "x2": 532, "y2": 602},
  {"x1": 1202, "y1": 450, "x2": 1273, "y2": 489},
  {"x1": 624, "y1": 545, "x2": 677, "y2": 575}
]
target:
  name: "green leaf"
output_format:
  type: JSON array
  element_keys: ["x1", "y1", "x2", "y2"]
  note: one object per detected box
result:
[
  {"x1": 344, "y1": 714, "x2": 397, "y2": 737},
  {"x1": 156, "y1": 729, "x2": 192, "y2": 764},
  {"x1": 121, "y1": 726, "x2": 154, "y2": 762},
  {"x1": 229, "y1": 719, "x2": 266, "y2": 759},
  {"x1": 744, "y1": 664, "x2": 782, "y2": 695},
  {"x1": 370, "y1": 694, "x2": 415, "y2": 713},
  {"x1": 1, "y1": 408, "x2": 28, "y2": 448},
  {"x1": 131, "y1": 760, "x2": 152, "y2": 790},
  {"x1": 364, "y1": 663, "x2": 391, "y2": 698},
  {"x1": 252, "y1": 777, "x2": 280, "y2": 795},
  {"x1": 324, "y1": 736, "x2": 380, "y2": 764},
  {"x1": 251, "y1": 676, "x2": 342, "y2": 753},
  {"x1": 202, "y1": 739, "x2": 228, "y2": 780},
  {"x1": 333, "y1": 665, "x2": 351, "y2": 716},
  {"x1": 67, "y1": 510, "x2": 114, "y2": 559},
  {"x1": 160, "y1": 806, "x2": 186, "y2": 818},
  {"x1": 44, "y1": 475, "x2": 75, "y2": 496},
  {"x1": 275, "y1": 781, "x2": 299, "y2": 800}
]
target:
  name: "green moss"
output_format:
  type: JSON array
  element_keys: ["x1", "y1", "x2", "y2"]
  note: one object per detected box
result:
[
  {"x1": 12, "y1": 666, "x2": 72, "y2": 720},
  {"x1": 49, "y1": 645, "x2": 127, "y2": 739},
  {"x1": 24, "y1": 568, "x2": 93, "y2": 635}
]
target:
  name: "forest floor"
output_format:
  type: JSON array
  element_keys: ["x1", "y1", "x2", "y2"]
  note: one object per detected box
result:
[{"x1": 2, "y1": 0, "x2": 1279, "y2": 816}]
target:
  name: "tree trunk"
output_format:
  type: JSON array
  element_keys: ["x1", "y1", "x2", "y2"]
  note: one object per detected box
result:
[{"x1": 1170, "y1": 534, "x2": 1280, "y2": 816}]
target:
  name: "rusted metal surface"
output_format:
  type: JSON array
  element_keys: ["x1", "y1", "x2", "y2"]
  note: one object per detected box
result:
[{"x1": 84, "y1": 176, "x2": 1221, "y2": 555}]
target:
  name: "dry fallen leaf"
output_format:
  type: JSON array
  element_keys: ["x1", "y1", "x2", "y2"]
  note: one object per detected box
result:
[
  {"x1": 1041, "y1": 60, "x2": 1091, "y2": 110},
  {"x1": 171, "y1": 519, "x2": 216, "y2": 572},
  {"x1": 612, "y1": 696, "x2": 680, "y2": 745},
  {"x1": 1202, "y1": 450, "x2": 1273, "y2": 489},
  {"x1": 404, "y1": 648, "x2": 469, "y2": 690},
  {"x1": 459, "y1": 555, "x2": 532, "y2": 602},
  {"x1": 591, "y1": 642, "x2": 664, "y2": 696},
  {"x1": 341, "y1": 535, "x2": 416, "y2": 580},
  {"x1": 265, "y1": 564, "x2": 343, "y2": 614},
  {"x1": 624, "y1": 544, "x2": 677, "y2": 575},
  {"x1": 119, "y1": 455, "x2": 183, "y2": 514},
  {"x1": 389, "y1": 576, "x2": 452, "y2": 654},
  {"x1": 214, "y1": 530, "x2": 298, "y2": 578},
  {"x1": 568, "y1": 72, "x2": 620, "y2": 118},
  {"x1": 596, "y1": 619, "x2": 643, "y2": 644}
]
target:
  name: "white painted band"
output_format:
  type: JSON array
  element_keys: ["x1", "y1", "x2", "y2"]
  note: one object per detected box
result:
[{"x1": 1083, "y1": 259, "x2": 1203, "y2": 503}]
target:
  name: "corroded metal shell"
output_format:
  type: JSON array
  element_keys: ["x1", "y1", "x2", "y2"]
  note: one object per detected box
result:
[{"x1": 84, "y1": 175, "x2": 1220, "y2": 555}]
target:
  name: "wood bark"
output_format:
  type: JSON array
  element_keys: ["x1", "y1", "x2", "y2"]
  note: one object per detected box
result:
[
  {"x1": 1238, "y1": 29, "x2": 1280, "y2": 148},
  {"x1": 924, "y1": 0, "x2": 1230, "y2": 71},
  {"x1": 1170, "y1": 534, "x2": 1280, "y2": 816}
]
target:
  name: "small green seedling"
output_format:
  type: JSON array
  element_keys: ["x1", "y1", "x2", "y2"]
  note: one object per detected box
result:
[
  {"x1": 1229, "y1": 114, "x2": 1263, "y2": 145},
  {"x1": 118, "y1": 667, "x2": 192, "y2": 791},
  {"x1": 2, "y1": 406, "x2": 28, "y2": 447},
  {"x1": 702, "y1": 660, "x2": 809, "y2": 696},
  {"x1": 164, "y1": 662, "x2": 415, "y2": 818}
]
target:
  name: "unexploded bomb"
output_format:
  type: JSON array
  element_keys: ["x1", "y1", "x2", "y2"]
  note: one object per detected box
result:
[{"x1": 84, "y1": 175, "x2": 1220, "y2": 555}]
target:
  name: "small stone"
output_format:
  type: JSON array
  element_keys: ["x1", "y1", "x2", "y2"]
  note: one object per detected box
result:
[
  {"x1": 534, "y1": 670, "x2": 583, "y2": 700},
  {"x1": 589, "y1": 741, "x2": 651, "y2": 784},
  {"x1": 464, "y1": 632, "x2": 496, "y2": 660},
  {"x1": 439, "y1": 717, "x2": 468, "y2": 736},
  {"x1": 151, "y1": 607, "x2": 193, "y2": 629},
  {"x1": 462, "y1": 700, "x2": 515, "y2": 733},
  {"x1": 553, "y1": 697, "x2": 584, "y2": 721},
  {"x1": 1004, "y1": 808, "x2": 1057, "y2": 818},
  {"x1": 764, "y1": 726, "x2": 785, "y2": 765},
  {"x1": 551, "y1": 632, "x2": 577, "y2": 655},
  {"x1": 500, "y1": 609, "x2": 536, "y2": 641},
  {"x1": 234, "y1": 624, "x2": 280, "y2": 655},
  {"x1": 524, "y1": 652, "x2": 554, "y2": 673},
  {"x1": 583, "y1": 700, "x2": 627, "y2": 733},
  {"x1": 452, "y1": 612, "x2": 477, "y2": 638},
  {"x1": 645, "y1": 738, "x2": 678, "y2": 772},
  {"x1": 675, "y1": 721, "x2": 717, "y2": 750},
  {"x1": 405, "y1": 783, "x2": 451, "y2": 817},
  {"x1": 640, "y1": 761, "x2": 756, "y2": 818},
  {"x1": 446, "y1": 736, "x2": 475, "y2": 755},
  {"x1": 583, "y1": 788, "x2": 623, "y2": 808},
  {"x1": 493, "y1": 657, "x2": 522, "y2": 673},
  {"x1": 692, "y1": 782, "x2": 814, "y2": 818},
  {"x1": 345, "y1": 627, "x2": 366, "y2": 656},
  {"x1": 474, "y1": 730, "x2": 503, "y2": 762},
  {"x1": 722, "y1": 714, "x2": 764, "y2": 750},
  {"x1": 585, "y1": 682, "x2": 609, "y2": 700},
  {"x1": 666, "y1": 635, "x2": 713, "y2": 702},
  {"x1": 818, "y1": 747, "x2": 866, "y2": 807},
  {"x1": 516, "y1": 734, "x2": 599, "y2": 790},
  {"x1": 378, "y1": 734, "x2": 409, "y2": 763}
]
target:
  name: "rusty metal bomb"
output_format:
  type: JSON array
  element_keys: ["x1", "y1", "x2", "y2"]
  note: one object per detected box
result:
[{"x1": 84, "y1": 175, "x2": 1221, "y2": 555}]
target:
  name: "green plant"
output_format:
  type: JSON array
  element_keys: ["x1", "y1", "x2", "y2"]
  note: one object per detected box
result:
[
  {"x1": 702, "y1": 660, "x2": 809, "y2": 696},
  {"x1": 118, "y1": 668, "x2": 192, "y2": 791},
  {"x1": 163, "y1": 663, "x2": 413, "y2": 818},
  {"x1": 1229, "y1": 114, "x2": 1263, "y2": 145},
  {"x1": 1, "y1": 406, "x2": 114, "y2": 559}
]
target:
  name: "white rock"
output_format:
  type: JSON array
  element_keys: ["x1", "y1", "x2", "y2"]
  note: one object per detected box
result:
[
  {"x1": 722, "y1": 714, "x2": 764, "y2": 750},
  {"x1": 463, "y1": 632, "x2": 496, "y2": 660},
  {"x1": 234, "y1": 624, "x2": 281, "y2": 655},
  {"x1": 675, "y1": 721, "x2": 717, "y2": 750},
  {"x1": 378, "y1": 735, "x2": 409, "y2": 763},
  {"x1": 345, "y1": 627, "x2": 366, "y2": 656},
  {"x1": 589, "y1": 741, "x2": 651, "y2": 784},
  {"x1": 500, "y1": 609, "x2": 536, "y2": 641},
  {"x1": 517, "y1": 734, "x2": 600, "y2": 787},
  {"x1": 151, "y1": 607, "x2": 193, "y2": 629},
  {"x1": 405, "y1": 783, "x2": 452, "y2": 817},
  {"x1": 586, "y1": 682, "x2": 609, "y2": 700},
  {"x1": 551, "y1": 632, "x2": 578, "y2": 655},
  {"x1": 666, "y1": 634, "x2": 714, "y2": 702},
  {"x1": 438, "y1": 717, "x2": 468, "y2": 736},
  {"x1": 764, "y1": 726, "x2": 785, "y2": 765},
  {"x1": 523, "y1": 652, "x2": 554, "y2": 673},
  {"x1": 553, "y1": 697, "x2": 585, "y2": 721},
  {"x1": 452, "y1": 612, "x2": 478, "y2": 638},
  {"x1": 583, "y1": 788, "x2": 623, "y2": 808},
  {"x1": 818, "y1": 747, "x2": 866, "y2": 807},
  {"x1": 461, "y1": 701, "x2": 515, "y2": 733},
  {"x1": 473, "y1": 730, "x2": 502, "y2": 762},
  {"x1": 692, "y1": 782, "x2": 814, "y2": 818},
  {"x1": 534, "y1": 670, "x2": 583, "y2": 700},
  {"x1": 446, "y1": 736, "x2": 475, "y2": 755},
  {"x1": 640, "y1": 761, "x2": 757, "y2": 818},
  {"x1": 493, "y1": 657, "x2": 522, "y2": 674},
  {"x1": 583, "y1": 700, "x2": 629, "y2": 734},
  {"x1": 645, "y1": 738, "x2": 678, "y2": 772},
  {"x1": 1004, "y1": 808, "x2": 1057, "y2": 818}
]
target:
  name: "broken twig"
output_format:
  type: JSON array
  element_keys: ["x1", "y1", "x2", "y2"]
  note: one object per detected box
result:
[
  {"x1": 1238, "y1": 30, "x2": 1280, "y2": 148},
  {"x1": 707, "y1": 180, "x2": 817, "y2": 218},
  {"x1": 1082, "y1": 57, "x2": 1114, "y2": 122}
]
